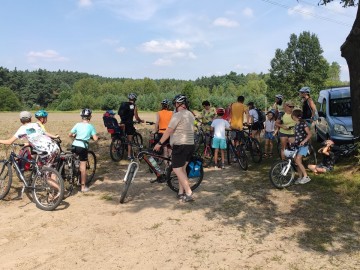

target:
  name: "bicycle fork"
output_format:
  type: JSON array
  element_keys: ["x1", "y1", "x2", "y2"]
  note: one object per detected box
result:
[
  {"x1": 280, "y1": 160, "x2": 292, "y2": 176},
  {"x1": 123, "y1": 162, "x2": 139, "y2": 183}
]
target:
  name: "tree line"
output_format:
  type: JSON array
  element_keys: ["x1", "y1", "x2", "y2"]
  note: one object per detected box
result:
[{"x1": 0, "y1": 31, "x2": 347, "y2": 113}]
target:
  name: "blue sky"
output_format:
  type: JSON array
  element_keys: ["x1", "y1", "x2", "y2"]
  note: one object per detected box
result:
[{"x1": 0, "y1": 0, "x2": 356, "y2": 81}]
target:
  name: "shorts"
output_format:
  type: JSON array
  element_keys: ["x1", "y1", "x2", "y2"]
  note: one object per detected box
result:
[
  {"x1": 279, "y1": 132, "x2": 295, "y2": 138},
  {"x1": 316, "y1": 164, "x2": 333, "y2": 172},
  {"x1": 264, "y1": 131, "x2": 275, "y2": 140},
  {"x1": 230, "y1": 130, "x2": 244, "y2": 141},
  {"x1": 71, "y1": 146, "x2": 88, "y2": 161},
  {"x1": 124, "y1": 123, "x2": 136, "y2": 136},
  {"x1": 171, "y1": 144, "x2": 195, "y2": 168},
  {"x1": 297, "y1": 145, "x2": 309, "y2": 157},
  {"x1": 212, "y1": 137, "x2": 227, "y2": 150},
  {"x1": 252, "y1": 121, "x2": 263, "y2": 131}
]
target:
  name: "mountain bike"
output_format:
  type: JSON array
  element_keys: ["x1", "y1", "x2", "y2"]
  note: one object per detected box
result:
[
  {"x1": 53, "y1": 138, "x2": 97, "y2": 198},
  {"x1": 226, "y1": 130, "x2": 248, "y2": 170},
  {"x1": 269, "y1": 144, "x2": 314, "y2": 189},
  {"x1": 0, "y1": 143, "x2": 64, "y2": 211},
  {"x1": 120, "y1": 146, "x2": 203, "y2": 204},
  {"x1": 109, "y1": 121, "x2": 148, "y2": 162},
  {"x1": 242, "y1": 123, "x2": 263, "y2": 163}
]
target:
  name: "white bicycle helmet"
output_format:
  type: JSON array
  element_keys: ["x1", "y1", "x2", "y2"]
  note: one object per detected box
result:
[
  {"x1": 299, "y1": 87, "x2": 310, "y2": 94},
  {"x1": 275, "y1": 94, "x2": 283, "y2": 99},
  {"x1": 284, "y1": 148, "x2": 296, "y2": 158},
  {"x1": 161, "y1": 99, "x2": 170, "y2": 105},
  {"x1": 173, "y1": 94, "x2": 187, "y2": 104}
]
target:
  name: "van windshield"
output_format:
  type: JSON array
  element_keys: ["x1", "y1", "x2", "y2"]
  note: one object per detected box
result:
[{"x1": 329, "y1": 98, "x2": 351, "y2": 117}]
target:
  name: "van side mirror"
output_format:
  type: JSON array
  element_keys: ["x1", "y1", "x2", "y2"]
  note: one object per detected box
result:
[{"x1": 318, "y1": 111, "x2": 325, "y2": 118}]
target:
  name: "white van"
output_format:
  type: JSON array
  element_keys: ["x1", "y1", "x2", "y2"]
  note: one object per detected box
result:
[{"x1": 315, "y1": 86, "x2": 353, "y2": 144}]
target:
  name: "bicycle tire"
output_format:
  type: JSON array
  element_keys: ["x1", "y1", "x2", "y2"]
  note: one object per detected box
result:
[
  {"x1": 132, "y1": 132, "x2": 143, "y2": 157},
  {"x1": 249, "y1": 138, "x2": 262, "y2": 163},
  {"x1": 194, "y1": 132, "x2": 205, "y2": 155},
  {"x1": 85, "y1": 151, "x2": 97, "y2": 186},
  {"x1": 120, "y1": 162, "x2": 138, "y2": 204},
  {"x1": 166, "y1": 165, "x2": 203, "y2": 193},
  {"x1": 0, "y1": 161, "x2": 12, "y2": 200},
  {"x1": 235, "y1": 145, "x2": 248, "y2": 170},
  {"x1": 58, "y1": 163, "x2": 73, "y2": 198},
  {"x1": 32, "y1": 167, "x2": 64, "y2": 211},
  {"x1": 269, "y1": 161, "x2": 295, "y2": 189},
  {"x1": 110, "y1": 138, "x2": 124, "y2": 161}
]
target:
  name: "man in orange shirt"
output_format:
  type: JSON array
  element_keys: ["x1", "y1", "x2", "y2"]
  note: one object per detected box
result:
[
  {"x1": 229, "y1": 96, "x2": 248, "y2": 146},
  {"x1": 155, "y1": 99, "x2": 173, "y2": 157}
]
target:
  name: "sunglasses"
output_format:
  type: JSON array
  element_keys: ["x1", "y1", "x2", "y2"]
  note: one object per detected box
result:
[{"x1": 286, "y1": 105, "x2": 294, "y2": 108}]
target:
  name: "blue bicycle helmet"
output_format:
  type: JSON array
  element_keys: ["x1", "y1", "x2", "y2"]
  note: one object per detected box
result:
[{"x1": 34, "y1": 109, "x2": 48, "y2": 118}]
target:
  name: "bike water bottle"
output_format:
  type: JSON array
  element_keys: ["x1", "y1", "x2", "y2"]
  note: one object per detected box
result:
[{"x1": 148, "y1": 156, "x2": 161, "y2": 174}]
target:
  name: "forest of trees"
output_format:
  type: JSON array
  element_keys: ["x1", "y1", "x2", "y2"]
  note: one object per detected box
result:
[{"x1": 0, "y1": 31, "x2": 347, "y2": 112}]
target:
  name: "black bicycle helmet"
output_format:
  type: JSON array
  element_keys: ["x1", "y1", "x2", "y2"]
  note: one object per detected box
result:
[
  {"x1": 80, "y1": 108, "x2": 92, "y2": 117},
  {"x1": 128, "y1": 93, "x2": 137, "y2": 100},
  {"x1": 173, "y1": 94, "x2": 187, "y2": 104},
  {"x1": 275, "y1": 94, "x2": 283, "y2": 100}
]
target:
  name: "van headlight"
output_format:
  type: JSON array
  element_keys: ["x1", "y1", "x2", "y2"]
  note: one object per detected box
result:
[{"x1": 334, "y1": 124, "x2": 350, "y2": 135}]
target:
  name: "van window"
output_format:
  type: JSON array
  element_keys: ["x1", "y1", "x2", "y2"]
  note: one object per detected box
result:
[{"x1": 329, "y1": 98, "x2": 351, "y2": 117}]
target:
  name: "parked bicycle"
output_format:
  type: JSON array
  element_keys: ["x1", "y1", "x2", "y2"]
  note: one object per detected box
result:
[
  {"x1": 53, "y1": 138, "x2": 96, "y2": 198},
  {"x1": 241, "y1": 123, "x2": 263, "y2": 163},
  {"x1": 107, "y1": 121, "x2": 147, "y2": 162},
  {"x1": 269, "y1": 144, "x2": 315, "y2": 189},
  {"x1": 120, "y1": 146, "x2": 203, "y2": 204},
  {"x1": 0, "y1": 143, "x2": 64, "y2": 211},
  {"x1": 226, "y1": 130, "x2": 248, "y2": 170}
]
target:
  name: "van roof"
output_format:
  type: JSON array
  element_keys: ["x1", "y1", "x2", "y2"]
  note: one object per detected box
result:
[{"x1": 319, "y1": 86, "x2": 350, "y2": 99}]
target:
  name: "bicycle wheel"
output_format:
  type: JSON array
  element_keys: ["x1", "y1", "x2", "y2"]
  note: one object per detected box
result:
[
  {"x1": 166, "y1": 165, "x2": 203, "y2": 193},
  {"x1": 58, "y1": 163, "x2": 73, "y2": 198},
  {"x1": 32, "y1": 167, "x2": 64, "y2": 211},
  {"x1": 249, "y1": 138, "x2": 263, "y2": 163},
  {"x1": 85, "y1": 151, "x2": 97, "y2": 186},
  {"x1": 0, "y1": 161, "x2": 12, "y2": 200},
  {"x1": 235, "y1": 145, "x2": 248, "y2": 170},
  {"x1": 120, "y1": 162, "x2": 138, "y2": 204},
  {"x1": 132, "y1": 132, "x2": 143, "y2": 157},
  {"x1": 110, "y1": 138, "x2": 124, "y2": 161},
  {"x1": 194, "y1": 132, "x2": 205, "y2": 156},
  {"x1": 269, "y1": 161, "x2": 295, "y2": 189}
]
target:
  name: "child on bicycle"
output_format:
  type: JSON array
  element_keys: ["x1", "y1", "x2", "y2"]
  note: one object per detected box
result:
[
  {"x1": 263, "y1": 110, "x2": 276, "y2": 158},
  {"x1": 211, "y1": 108, "x2": 230, "y2": 169},
  {"x1": 291, "y1": 109, "x2": 312, "y2": 184},
  {"x1": 69, "y1": 108, "x2": 99, "y2": 192},
  {"x1": 34, "y1": 109, "x2": 60, "y2": 139},
  {"x1": 308, "y1": 139, "x2": 335, "y2": 175}
]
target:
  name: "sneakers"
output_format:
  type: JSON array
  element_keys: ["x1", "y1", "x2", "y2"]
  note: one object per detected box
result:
[
  {"x1": 294, "y1": 177, "x2": 302, "y2": 185},
  {"x1": 221, "y1": 163, "x2": 225, "y2": 169},
  {"x1": 298, "y1": 176, "x2": 311, "y2": 184},
  {"x1": 81, "y1": 186, "x2": 90, "y2": 193},
  {"x1": 127, "y1": 156, "x2": 135, "y2": 161},
  {"x1": 182, "y1": 193, "x2": 194, "y2": 202},
  {"x1": 177, "y1": 193, "x2": 185, "y2": 199}
]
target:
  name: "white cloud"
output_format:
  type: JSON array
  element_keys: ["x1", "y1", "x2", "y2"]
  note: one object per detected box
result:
[
  {"x1": 102, "y1": 38, "x2": 120, "y2": 45},
  {"x1": 115, "y1": 47, "x2": 126, "y2": 53},
  {"x1": 78, "y1": 0, "x2": 92, "y2": 8},
  {"x1": 154, "y1": 58, "x2": 173, "y2": 66},
  {"x1": 140, "y1": 40, "x2": 191, "y2": 53},
  {"x1": 27, "y1": 50, "x2": 68, "y2": 62},
  {"x1": 213, "y1": 17, "x2": 239, "y2": 27},
  {"x1": 288, "y1": 4, "x2": 315, "y2": 20},
  {"x1": 242, "y1": 8, "x2": 253, "y2": 17}
]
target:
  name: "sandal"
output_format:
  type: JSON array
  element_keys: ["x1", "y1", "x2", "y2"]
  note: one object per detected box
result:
[
  {"x1": 263, "y1": 153, "x2": 268, "y2": 158},
  {"x1": 182, "y1": 193, "x2": 194, "y2": 203}
]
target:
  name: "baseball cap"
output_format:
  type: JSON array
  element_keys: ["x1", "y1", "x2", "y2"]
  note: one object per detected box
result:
[{"x1": 19, "y1": 111, "x2": 32, "y2": 119}]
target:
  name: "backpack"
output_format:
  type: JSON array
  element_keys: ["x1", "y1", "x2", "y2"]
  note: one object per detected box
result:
[
  {"x1": 255, "y1": 108, "x2": 266, "y2": 123},
  {"x1": 186, "y1": 155, "x2": 203, "y2": 178}
]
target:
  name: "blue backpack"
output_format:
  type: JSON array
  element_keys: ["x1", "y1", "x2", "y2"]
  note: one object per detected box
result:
[{"x1": 186, "y1": 155, "x2": 203, "y2": 178}]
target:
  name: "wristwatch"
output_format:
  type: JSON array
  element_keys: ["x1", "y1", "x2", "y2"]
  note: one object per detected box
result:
[{"x1": 157, "y1": 141, "x2": 163, "y2": 145}]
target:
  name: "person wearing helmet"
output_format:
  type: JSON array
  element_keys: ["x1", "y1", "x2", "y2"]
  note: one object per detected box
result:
[
  {"x1": 154, "y1": 99, "x2": 173, "y2": 158},
  {"x1": 0, "y1": 111, "x2": 60, "y2": 166},
  {"x1": 153, "y1": 94, "x2": 195, "y2": 202},
  {"x1": 69, "y1": 108, "x2": 99, "y2": 192},
  {"x1": 210, "y1": 108, "x2": 230, "y2": 169},
  {"x1": 34, "y1": 109, "x2": 59, "y2": 139},
  {"x1": 272, "y1": 94, "x2": 284, "y2": 118},
  {"x1": 299, "y1": 86, "x2": 317, "y2": 126},
  {"x1": 118, "y1": 93, "x2": 144, "y2": 160}
]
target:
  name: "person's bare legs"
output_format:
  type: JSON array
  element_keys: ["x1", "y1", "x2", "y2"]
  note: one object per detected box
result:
[
  {"x1": 80, "y1": 161, "x2": 87, "y2": 191},
  {"x1": 173, "y1": 165, "x2": 192, "y2": 196},
  {"x1": 295, "y1": 155, "x2": 307, "y2": 178},
  {"x1": 214, "y1": 148, "x2": 219, "y2": 167},
  {"x1": 127, "y1": 134, "x2": 133, "y2": 157}
]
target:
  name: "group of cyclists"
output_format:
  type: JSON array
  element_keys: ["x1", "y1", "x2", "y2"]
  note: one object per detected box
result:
[{"x1": 0, "y1": 87, "x2": 335, "y2": 208}]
